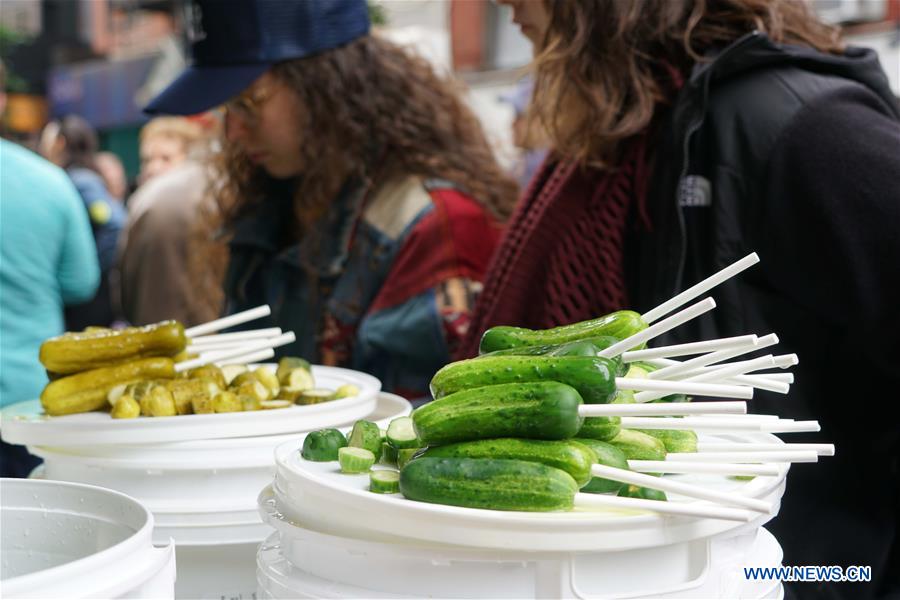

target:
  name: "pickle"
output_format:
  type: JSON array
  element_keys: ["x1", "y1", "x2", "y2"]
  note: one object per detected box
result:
[
  {"x1": 277, "y1": 357, "x2": 312, "y2": 386},
  {"x1": 111, "y1": 394, "x2": 140, "y2": 419},
  {"x1": 285, "y1": 368, "x2": 314, "y2": 390},
  {"x1": 213, "y1": 391, "x2": 243, "y2": 413},
  {"x1": 192, "y1": 394, "x2": 215, "y2": 414},
  {"x1": 277, "y1": 386, "x2": 307, "y2": 402},
  {"x1": 297, "y1": 389, "x2": 337, "y2": 405},
  {"x1": 145, "y1": 386, "x2": 176, "y2": 417},
  {"x1": 236, "y1": 380, "x2": 271, "y2": 403},
  {"x1": 334, "y1": 384, "x2": 361, "y2": 399},
  {"x1": 241, "y1": 394, "x2": 262, "y2": 411},
  {"x1": 107, "y1": 383, "x2": 128, "y2": 407},
  {"x1": 187, "y1": 365, "x2": 227, "y2": 389},
  {"x1": 229, "y1": 371, "x2": 260, "y2": 389},
  {"x1": 254, "y1": 367, "x2": 281, "y2": 396},
  {"x1": 40, "y1": 357, "x2": 176, "y2": 416},
  {"x1": 220, "y1": 364, "x2": 248, "y2": 385},
  {"x1": 173, "y1": 350, "x2": 199, "y2": 363},
  {"x1": 40, "y1": 321, "x2": 187, "y2": 374},
  {"x1": 260, "y1": 399, "x2": 292, "y2": 410},
  {"x1": 164, "y1": 379, "x2": 220, "y2": 415}
]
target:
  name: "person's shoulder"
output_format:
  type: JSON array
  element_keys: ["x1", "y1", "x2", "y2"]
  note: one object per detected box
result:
[
  {"x1": 363, "y1": 175, "x2": 435, "y2": 241},
  {"x1": 710, "y1": 57, "x2": 890, "y2": 134},
  {"x1": 1, "y1": 139, "x2": 74, "y2": 194},
  {"x1": 129, "y1": 162, "x2": 207, "y2": 214}
]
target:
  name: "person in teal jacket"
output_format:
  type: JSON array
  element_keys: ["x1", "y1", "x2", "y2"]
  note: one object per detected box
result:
[{"x1": 0, "y1": 138, "x2": 100, "y2": 476}]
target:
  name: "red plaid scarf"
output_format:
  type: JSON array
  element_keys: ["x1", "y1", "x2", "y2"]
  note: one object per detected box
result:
[{"x1": 458, "y1": 136, "x2": 652, "y2": 358}]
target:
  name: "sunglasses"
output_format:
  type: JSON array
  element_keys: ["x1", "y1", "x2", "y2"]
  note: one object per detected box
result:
[{"x1": 223, "y1": 85, "x2": 274, "y2": 124}]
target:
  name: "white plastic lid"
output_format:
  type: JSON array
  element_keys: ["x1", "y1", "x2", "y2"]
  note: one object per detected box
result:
[{"x1": 264, "y1": 431, "x2": 789, "y2": 553}]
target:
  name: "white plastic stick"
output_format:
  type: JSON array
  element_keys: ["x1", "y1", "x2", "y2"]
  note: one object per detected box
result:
[
  {"x1": 742, "y1": 372, "x2": 794, "y2": 384},
  {"x1": 590, "y1": 464, "x2": 773, "y2": 512},
  {"x1": 678, "y1": 351, "x2": 795, "y2": 380},
  {"x1": 579, "y1": 401, "x2": 746, "y2": 417},
  {"x1": 215, "y1": 348, "x2": 275, "y2": 367},
  {"x1": 667, "y1": 451, "x2": 818, "y2": 463},
  {"x1": 724, "y1": 374, "x2": 790, "y2": 394},
  {"x1": 621, "y1": 335, "x2": 758, "y2": 362},
  {"x1": 691, "y1": 355, "x2": 777, "y2": 382},
  {"x1": 697, "y1": 443, "x2": 835, "y2": 456},
  {"x1": 616, "y1": 377, "x2": 753, "y2": 400},
  {"x1": 628, "y1": 460, "x2": 780, "y2": 477},
  {"x1": 642, "y1": 253, "x2": 760, "y2": 324},
  {"x1": 620, "y1": 416, "x2": 764, "y2": 431},
  {"x1": 186, "y1": 342, "x2": 248, "y2": 354},
  {"x1": 695, "y1": 413, "x2": 779, "y2": 421},
  {"x1": 189, "y1": 327, "x2": 282, "y2": 344},
  {"x1": 635, "y1": 355, "x2": 776, "y2": 402},
  {"x1": 598, "y1": 298, "x2": 717, "y2": 359},
  {"x1": 184, "y1": 305, "x2": 272, "y2": 338},
  {"x1": 575, "y1": 494, "x2": 756, "y2": 522},
  {"x1": 175, "y1": 332, "x2": 295, "y2": 372},
  {"x1": 647, "y1": 336, "x2": 768, "y2": 380},
  {"x1": 759, "y1": 420, "x2": 820, "y2": 433}
]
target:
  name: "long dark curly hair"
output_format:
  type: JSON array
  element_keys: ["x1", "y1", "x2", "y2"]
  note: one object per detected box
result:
[
  {"x1": 191, "y1": 33, "x2": 519, "y2": 317},
  {"x1": 530, "y1": 0, "x2": 845, "y2": 167}
]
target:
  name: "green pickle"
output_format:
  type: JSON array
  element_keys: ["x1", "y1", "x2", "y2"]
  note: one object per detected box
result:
[{"x1": 39, "y1": 320, "x2": 186, "y2": 374}]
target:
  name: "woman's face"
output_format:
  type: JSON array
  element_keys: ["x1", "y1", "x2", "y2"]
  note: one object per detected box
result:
[
  {"x1": 139, "y1": 135, "x2": 187, "y2": 184},
  {"x1": 224, "y1": 72, "x2": 306, "y2": 179},
  {"x1": 498, "y1": 0, "x2": 551, "y2": 48}
]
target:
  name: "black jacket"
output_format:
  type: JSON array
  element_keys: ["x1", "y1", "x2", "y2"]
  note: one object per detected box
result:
[{"x1": 628, "y1": 33, "x2": 900, "y2": 599}]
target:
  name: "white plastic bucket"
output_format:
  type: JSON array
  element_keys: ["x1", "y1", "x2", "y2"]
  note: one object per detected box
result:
[
  {"x1": 0, "y1": 478, "x2": 175, "y2": 599},
  {"x1": 256, "y1": 520, "x2": 784, "y2": 599},
  {"x1": 25, "y1": 391, "x2": 412, "y2": 599}
]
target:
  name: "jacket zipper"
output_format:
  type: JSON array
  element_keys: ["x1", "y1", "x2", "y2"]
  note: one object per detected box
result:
[{"x1": 672, "y1": 32, "x2": 762, "y2": 297}]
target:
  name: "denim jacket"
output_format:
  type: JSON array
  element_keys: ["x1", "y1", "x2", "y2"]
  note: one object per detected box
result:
[{"x1": 224, "y1": 175, "x2": 502, "y2": 399}]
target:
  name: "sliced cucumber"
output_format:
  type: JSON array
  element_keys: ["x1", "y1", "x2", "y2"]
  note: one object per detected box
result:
[
  {"x1": 220, "y1": 364, "x2": 248, "y2": 385},
  {"x1": 229, "y1": 371, "x2": 260, "y2": 389},
  {"x1": 297, "y1": 388, "x2": 337, "y2": 405},
  {"x1": 241, "y1": 394, "x2": 261, "y2": 411},
  {"x1": 286, "y1": 368, "x2": 315, "y2": 391},
  {"x1": 276, "y1": 386, "x2": 307, "y2": 402},
  {"x1": 107, "y1": 383, "x2": 128, "y2": 407},
  {"x1": 348, "y1": 420, "x2": 382, "y2": 456},
  {"x1": 334, "y1": 383, "x2": 360, "y2": 399},
  {"x1": 369, "y1": 469, "x2": 401, "y2": 494},
  {"x1": 260, "y1": 399, "x2": 293, "y2": 410},
  {"x1": 276, "y1": 357, "x2": 312, "y2": 384},
  {"x1": 339, "y1": 447, "x2": 376, "y2": 474},
  {"x1": 387, "y1": 416, "x2": 419, "y2": 449},
  {"x1": 254, "y1": 367, "x2": 281, "y2": 396},
  {"x1": 380, "y1": 441, "x2": 398, "y2": 466},
  {"x1": 213, "y1": 391, "x2": 243, "y2": 413}
]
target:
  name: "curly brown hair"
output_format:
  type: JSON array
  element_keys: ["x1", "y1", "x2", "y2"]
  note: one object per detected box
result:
[
  {"x1": 216, "y1": 34, "x2": 519, "y2": 232},
  {"x1": 190, "y1": 33, "x2": 520, "y2": 317},
  {"x1": 530, "y1": 0, "x2": 845, "y2": 167}
]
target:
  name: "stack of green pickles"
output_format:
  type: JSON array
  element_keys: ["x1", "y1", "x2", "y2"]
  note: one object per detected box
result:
[
  {"x1": 37, "y1": 321, "x2": 357, "y2": 418},
  {"x1": 300, "y1": 310, "x2": 701, "y2": 512}
]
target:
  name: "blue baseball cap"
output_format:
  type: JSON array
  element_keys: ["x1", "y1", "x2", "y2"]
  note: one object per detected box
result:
[{"x1": 145, "y1": 0, "x2": 370, "y2": 115}]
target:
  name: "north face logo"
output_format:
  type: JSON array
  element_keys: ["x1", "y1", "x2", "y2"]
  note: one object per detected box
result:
[
  {"x1": 184, "y1": 0, "x2": 207, "y2": 43},
  {"x1": 678, "y1": 175, "x2": 712, "y2": 207}
]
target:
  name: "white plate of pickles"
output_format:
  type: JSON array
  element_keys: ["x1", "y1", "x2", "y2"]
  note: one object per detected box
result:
[{"x1": 1, "y1": 363, "x2": 380, "y2": 446}]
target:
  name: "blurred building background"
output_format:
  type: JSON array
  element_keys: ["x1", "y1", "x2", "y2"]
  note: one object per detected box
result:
[{"x1": 2, "y1": 0, "x2": 898, "y2": 183}]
